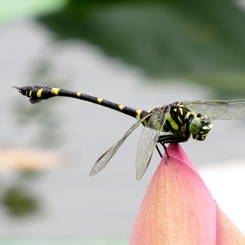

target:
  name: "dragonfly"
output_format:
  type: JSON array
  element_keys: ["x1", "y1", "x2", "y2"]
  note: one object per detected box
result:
[{"x1": 14, "y1": 85, "x2": 245, "y2": 180}]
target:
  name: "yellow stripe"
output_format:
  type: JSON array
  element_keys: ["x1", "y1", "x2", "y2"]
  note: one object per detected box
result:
[
  {"x1": 37, "y1": 89, "x2": 43, "y2": 98},
  {"x1": 97, "y1": 97, "x2": 103, "y2": 103},
  {"x1": 118, "y1": 104, "x2": 124, "y2": 110},
  {"x1": 179, "y1": 107, "x2": 183, "y2": 115},
  {"x1": 28, "y1": 90, "x2": 32, "y2": 97},
  {"x1": 52, "y1": 88, "x2": 60, "y2": 95},
  {"x1": 170, "y1": 120, "x2": 178, "y2": 130},
  {"x1": 77, "y1": 92, "x2": 81, "y2": 97},
  {"x1": 185, "y1": 111, "x2": 195, "y2": 119},
  {"x1": 136, "y1": 109, "x2": 142, "y2": 120},
  {"x1": 167, "y1": 114, "x2": 178, "y2": 130}
]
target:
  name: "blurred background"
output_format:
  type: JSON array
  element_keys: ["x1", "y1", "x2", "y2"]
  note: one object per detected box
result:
[{"x1": 1, "y1": 0, "x2": 245, "y2": 244}]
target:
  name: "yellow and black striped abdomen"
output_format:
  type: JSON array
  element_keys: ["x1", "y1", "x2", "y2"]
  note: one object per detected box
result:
[{"x1": 14, "y1": 85, "x2": 149, "y2": 121}]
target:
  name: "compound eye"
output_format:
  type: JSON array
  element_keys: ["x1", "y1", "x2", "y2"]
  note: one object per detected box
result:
[
  {"x1": 191, "y1": 114, "x2": 213, "y2": 141},
  {"x1": 189, "y1": 117, "x2": 202, "y2": 134}
]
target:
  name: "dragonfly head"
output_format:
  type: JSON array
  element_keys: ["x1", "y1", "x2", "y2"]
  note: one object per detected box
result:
[{"x1": 189, "y1": 114, "x2": 212, "y2": 141}]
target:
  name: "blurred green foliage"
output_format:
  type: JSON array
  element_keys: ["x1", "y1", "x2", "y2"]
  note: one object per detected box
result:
[
  {"x1": 2, "y1": 0, "x2": 245, "y2": 95},
  {"x1": 0, "y1": 0, "x2": 66, "y2": 23},
  {"x1": 38, "y1": 0, "x2": 245, "y2": 95},
  {"x1": 2, "y1": 187, "x2": 38, "y2": 216}
]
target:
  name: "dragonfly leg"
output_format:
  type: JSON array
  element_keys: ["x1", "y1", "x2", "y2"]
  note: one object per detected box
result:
[
  {"x1": 155, "y1": 142, "x2": 169, "y2": 159},
  {"x1": 159, "y1": 142, "x2": 169, "y2": 159},
  {"x1": 155, "y1": 144, "x2": 162, "y2": 158}
]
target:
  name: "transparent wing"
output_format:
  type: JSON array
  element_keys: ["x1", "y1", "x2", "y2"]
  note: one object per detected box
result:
[
  {"x1": 183, "y1": 99, "x2": 245, "y2": 120},
  {"x1": 90, "y1": 113, "x2": 152, "y2": 176},
  {"x1": 135, "y1": 106, "x2": 169, "y2": 180},
  {"x1": 135, "y1": 127, "x2": 161, "y2": 180}
]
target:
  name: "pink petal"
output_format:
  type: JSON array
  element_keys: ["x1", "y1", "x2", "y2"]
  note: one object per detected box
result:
[
  {"x1": 216, "y1": 204, "x2": 245, "y2": 244},
  {"x1": 130, "y1": 143, "x2": 216, "y2": 245}
]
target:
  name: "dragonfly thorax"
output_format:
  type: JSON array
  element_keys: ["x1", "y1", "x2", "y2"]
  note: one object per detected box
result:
[
  {"x1": 189, "y1": 114, "x2": 212, "y2": 141},
  {"x1": 156, "y1": 103, "x2": 213, "y2": 144}
]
